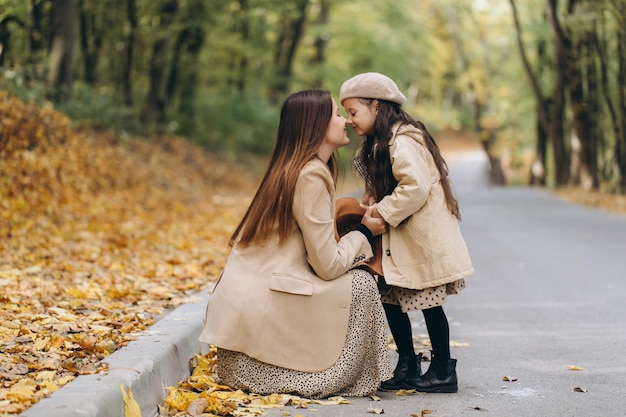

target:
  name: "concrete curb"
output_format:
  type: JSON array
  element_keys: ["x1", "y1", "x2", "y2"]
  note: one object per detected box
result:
[{"x1": 20, "y1": 292, "x2": 210, "y2": 417}]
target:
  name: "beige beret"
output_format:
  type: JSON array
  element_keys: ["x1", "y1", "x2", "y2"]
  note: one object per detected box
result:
[{"x1": 340, "y1": 72, "x2": 406, "y2": 106}]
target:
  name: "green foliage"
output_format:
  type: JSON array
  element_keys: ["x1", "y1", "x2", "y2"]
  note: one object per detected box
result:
[
  {"x1": 324, "y1": 0, "x2": 424, "y2": 90},
  {"x1": 188, "y1": 90, "x2": 279, "y2": 154},
  {"x1": 54, "y1": 83, "x2": 142, "y2": 131},
  {"x1": 0, "y1": 66, "x2": 47, "y2": 103}
]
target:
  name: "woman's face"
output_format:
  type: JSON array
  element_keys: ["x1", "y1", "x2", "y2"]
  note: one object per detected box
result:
[
  {"x1": 323, "y1": 98, "x2": 350, "y2": 151},
  {"x1": 343, "y1": 98, "x2": 378, "y2": 136}
]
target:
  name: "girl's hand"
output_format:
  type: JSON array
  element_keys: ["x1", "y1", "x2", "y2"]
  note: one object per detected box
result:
[
  {"x1": 362, "y1": 193, "x2": 376, "y2": 206},
  {"x1": 360, "y1": 204, "x2": 387, "y2": 236}
]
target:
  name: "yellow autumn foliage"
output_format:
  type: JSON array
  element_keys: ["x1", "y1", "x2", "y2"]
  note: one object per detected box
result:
[
  {"x1": 0, "y1": 92, "x2": 256, "y2": 415},
  {"x1": 161, "y1": 347, "x2": 352, "y2": 417},
  {"x1": 120, "y1": 385, "x2": 142, "y2": 417}
]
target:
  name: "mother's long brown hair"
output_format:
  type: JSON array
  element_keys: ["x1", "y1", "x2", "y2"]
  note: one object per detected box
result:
[
  {"x1": 360, "y1": 99, "x2": 461, "y2": 220},
  {"x1": 230, "y1": 90, "x2": 337, "y2": 247}
]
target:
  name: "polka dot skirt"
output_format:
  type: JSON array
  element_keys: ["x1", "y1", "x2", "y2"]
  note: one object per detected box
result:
[
  {"x1": 216, "y1": 269, "x2": 393, "y2": 399},
  {"x1": 378, "y1": 277, "x2": 466, "y2": 312}
]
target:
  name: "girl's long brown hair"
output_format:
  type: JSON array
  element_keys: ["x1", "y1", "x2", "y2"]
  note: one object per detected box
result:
[
  {"x1": 230, "y1": 90, "x2": 337, "y2": 248},
  {"x1": 360, "y1": 99, "x2": 461, "y2": 220}
]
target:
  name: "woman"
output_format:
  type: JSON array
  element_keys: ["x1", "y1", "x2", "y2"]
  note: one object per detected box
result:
[
  {"x1": 199, "y1": 89, "x2": 393, "y2": 398},
  {"x1": 339, "y1": 73, "x2": 474, "y2": 393}
]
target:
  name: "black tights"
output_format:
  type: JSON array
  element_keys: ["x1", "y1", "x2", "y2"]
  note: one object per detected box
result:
[
  {"x1": 383, "y1": 303, "x2": 450, "y2": 361},
  {"x1": 423, "y1": 305, "x2": 451, "y2": 360}
]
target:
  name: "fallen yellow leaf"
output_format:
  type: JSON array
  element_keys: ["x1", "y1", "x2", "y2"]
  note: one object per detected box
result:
[
  {"x1": 367, "y1": 405, "x2": 385, "y2": 414},
  {"x1": 316, "y1": 396, "x2": 351, "y2": 405},
  {"x1": 187, "y1": 397, "x2": 208, "y2": 416},
  {"x1": 120, "y1": 384, "x2": 142, "y2": 417},
  {"x1": 6, "y1": 379, "x2": 37, "y2": 400}
]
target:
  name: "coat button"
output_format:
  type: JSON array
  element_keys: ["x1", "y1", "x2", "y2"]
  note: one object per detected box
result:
[{"x1": 386, "y1": 249, "x2": 391, "y2": 256}]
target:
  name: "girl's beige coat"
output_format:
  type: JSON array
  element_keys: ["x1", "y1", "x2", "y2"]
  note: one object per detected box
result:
[
  {"x1": 200, "y1": 159, "x2": 374, "y2": 372},
  {"x1": 376, "y1": 123, "x2": 474, "y2": 290}
]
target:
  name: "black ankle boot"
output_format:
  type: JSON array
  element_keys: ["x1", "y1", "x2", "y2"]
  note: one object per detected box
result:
[
  {"x1": 379, "y1": 352, "x2": 422, "y2": 391},
  {"x1": 405, "y1": 354, "x2": 457, "y2": 393}
]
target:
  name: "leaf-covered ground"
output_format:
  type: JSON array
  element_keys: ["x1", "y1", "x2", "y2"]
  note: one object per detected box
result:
[
  {"x1": 554, "y1": 187, "x2": 626, "y2": 217},
  {"x1": 0, "y1": 93, "x2": 256, "y2": 415},
  {"x1": 161, "y1": 346, "x2": 362, "y2": 417}
]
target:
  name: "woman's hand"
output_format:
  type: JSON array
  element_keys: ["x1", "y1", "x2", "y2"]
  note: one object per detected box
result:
[{"x1": 360, "y1": 204, "x2": 387, "y2": 237}]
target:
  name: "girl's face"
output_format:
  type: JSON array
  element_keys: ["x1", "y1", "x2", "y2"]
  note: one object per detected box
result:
[
  {"x1": 323, "y1": 98, "x2": 350, "y2": 151},
  {"x1": 343, "y1": 98, "x2": 378, "y2": 136}
]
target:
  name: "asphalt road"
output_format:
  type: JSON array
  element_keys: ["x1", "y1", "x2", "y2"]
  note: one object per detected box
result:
[{"x1": 260, "y1": 150, "x2": 626, "y2": 416}]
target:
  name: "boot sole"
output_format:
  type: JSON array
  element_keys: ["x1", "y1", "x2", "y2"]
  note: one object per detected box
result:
[
  {"x1": 378, "y1": 383, "x2": 406, "y2": 392},
  {"x1": 378, "y1": 387, "x2": 403, "y2": 392},
  {"x1": 410, "y1": 385, "x2": 458, "y2": 393}
]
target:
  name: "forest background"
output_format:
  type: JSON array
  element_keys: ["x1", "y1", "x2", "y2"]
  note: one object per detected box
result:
[{"x1": 0, "y1": 0, "x2": 624, "y2": 192}]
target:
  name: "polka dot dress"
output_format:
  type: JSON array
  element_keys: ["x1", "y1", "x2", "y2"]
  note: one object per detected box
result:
[
  {"x1": 378, "y1": 277, "x2": 466, "y2": 312},
  {"x1": 216, "y1": 269, "x2": 393, "y2": 399}
]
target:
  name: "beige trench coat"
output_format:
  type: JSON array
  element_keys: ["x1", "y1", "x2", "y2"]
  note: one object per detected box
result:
[
  {"x1": 376, "y1": 123, "x2": 474, "y2": 290},
  {"x1": 199, "y1": 158, "x2": 374, "y2": 372}
]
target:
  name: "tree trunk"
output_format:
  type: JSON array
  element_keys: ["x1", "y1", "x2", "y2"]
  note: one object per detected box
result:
[
  {"x1": 29, "y1": 0, "x2": 46, "y2": 54},
  {"x1": 615, "y1": 2, "x2": 626, "y2": 193},
  {"x1": 78, "y1": 0, "x2": 103, "y2": 85},
  {"x1": 122, "y1": 0, "x2": 137, "y2": 106},
  {"x1": 546, "y1": 0, "x2": 570, "y2": 186},
  {"x1": 593, "y1": 10, "x2": 620, "y2": 186},
  {"x1": 510, "y1": 0, "x2": 552, "y2": 185},
  {"x1": 141, "y1": 0, "x2": 179, "y2": 124},
  {"x1": 531, "y1": 108, "x2": 549, "y2": 186},
  {"x1": 166, "y1": 0, "x2": 206, "y2": 118},
  {"x1": 270, "y1": 0, "x2": 309, "y2": 101},
  {"x1": 529, "y1": 39, "x2": 551, "y2": 186},
  {"x1": 310, "y1": 0, "x2": 329, "y2": 86},
  {"x1": 235, "y1": 0, "x2": 249, "y2": 92},
  {"x1": 47, "y1": 0, "x2": 77, "y2": 102},
  {"x1": 566, "y1": 0, "x2": 598, "y2": 190},
  {"x1": 165, "y1": 36, "x2": 183, "y2": 102},
  {"x1": 581, "y1": 26, "x2": 599, "y2": 190}
]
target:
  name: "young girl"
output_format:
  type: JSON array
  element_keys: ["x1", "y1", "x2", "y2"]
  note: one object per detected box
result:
[
  {"x1": 200, "y1": 89, "x2": 393, "y2": 398},
  {"x1": 340, "y1": 73, "x2": 474, "y2": 393}
]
